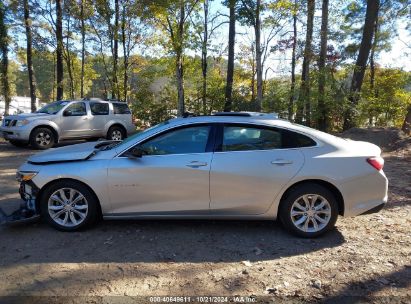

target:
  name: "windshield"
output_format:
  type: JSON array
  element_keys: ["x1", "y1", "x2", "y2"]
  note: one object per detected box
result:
[
  {"x1": 100, "y1": 120, "x2": 171, "y2": 151},
  {"x1": 36, "y1": 100, "x2": 70, "y2": 114}
]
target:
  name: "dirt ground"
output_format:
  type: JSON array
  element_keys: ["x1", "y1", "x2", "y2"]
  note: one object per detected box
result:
[{"x1": 0, "y1": 130, "x2": 410, "y2": 303}]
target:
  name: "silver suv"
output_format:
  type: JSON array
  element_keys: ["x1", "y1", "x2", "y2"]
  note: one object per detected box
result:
[{"x1": 0, "y1": 99, "x2": 135, "y2": 149}]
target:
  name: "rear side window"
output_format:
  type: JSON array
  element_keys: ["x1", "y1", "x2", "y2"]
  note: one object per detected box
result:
[
  {"x1": 221, "y1": 125, "x2": 316, "y2": 151},
  {"x1": 222, "y1": 126, "x2": 282, "y2": 151},
  {"x1": 113, "y1": 103, "x2": 131, "y2": 114},
  {"x1": 90, "y1": 102, "x2": 109, "y2": 115},
  {"x1": 282, "y1": 129, "x2": 316, "y2": 148}
]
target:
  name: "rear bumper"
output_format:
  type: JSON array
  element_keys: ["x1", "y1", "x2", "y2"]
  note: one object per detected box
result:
[
  {"x1": 360, "y1": 202, "x2": 385, "y2": 215},
  {"x1": 340, "y1": 170, "x2": 388, "y2": 217}
]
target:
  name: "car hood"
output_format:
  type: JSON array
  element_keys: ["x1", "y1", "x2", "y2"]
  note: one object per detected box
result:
[
  {"x1": 6, "y1": 113, "x2": 53, "y2": 120},
  {"x1": 28, "y1": 142, "x2": 101, "y2": 164}
]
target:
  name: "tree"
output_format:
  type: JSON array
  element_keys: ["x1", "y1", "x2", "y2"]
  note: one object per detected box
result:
[
  {"x1": 143, "y1": 0, "x2": 200, "y2": 116},
  {"x1": 317, "y1": 0, "x2": 329, "y2": 131},
  {"x1": 23, "y1": 0, "x2": 37, "y2": 112},
  {"x1": 113, "y1": 0, "x2": 119, "y2": 99},
  {"x1": 56, "y1": 0, "x2": 64, "y2": 100},
  {"x1": 343, "y1": 0, "x2": 380, "y2": 130},
  {"x1": 288, "y1": 0, "x2": 298, "y2": 121},
  {"x1": 295, "y1": 0, "x2": 315, "y2": 125},
  {"x1": 224, "y1": 0, "x2": 236, "y2": 112},
  {"x1": 0, "y1": 1, "x2": 11, "y2": 116},
  {"x1": 80, "y1": 0, "x2": 86, "y2": 98},
  {"x1": 237, "y1": 0, "x2": 263, "y2": 110}
]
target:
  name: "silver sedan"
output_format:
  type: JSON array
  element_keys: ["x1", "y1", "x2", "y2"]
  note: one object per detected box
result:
[{"x1": 16, "y1": 112, "x2": 388, "y2": 237}]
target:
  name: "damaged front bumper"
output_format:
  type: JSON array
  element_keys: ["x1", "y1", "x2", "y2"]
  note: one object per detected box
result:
[{"x1": 0, "y1": 181, "x2": 41, "y2": 225}]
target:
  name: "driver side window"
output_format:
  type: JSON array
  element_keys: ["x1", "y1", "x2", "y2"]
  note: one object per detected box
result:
[
  {"x1": 64, "y1": 102, "x2": 87, "y2": 116},
  {"x1": 139, "y1": 125, "x2": 211, "y2": 155}
]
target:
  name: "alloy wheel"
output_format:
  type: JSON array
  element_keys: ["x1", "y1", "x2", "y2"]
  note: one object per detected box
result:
[
  {"x1": 290, "y1": 194, "x2": 331, "y2": 233},
  {"x1": 47, "y1": 188, "x2": 89, "y2": 227},
  {"x1": 111, "y1": 130, "x2": 123, "y2": 141}
]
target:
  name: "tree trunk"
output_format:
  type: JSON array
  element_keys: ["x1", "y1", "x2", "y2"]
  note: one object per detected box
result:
[
  {"x1": 80, "y1": 0, "x2": 85, "y2": 98},
  {"x1": 317, "y1": 0, "x2": 329, "y2": 131},
  {"x1": 251, "y1": 42, "x2": 255, "y2": 103},
  {"x1": 288, "y1": 0, "x2": 297, "y2": 121},
  {"x1": 343, "y1": 0, "x2": 380, "y2": 130},
  {"x1": 402, "y1": 104, "x2": 411, "y2": 135},
  {"x1": 296, "y1": 0, "x2": 315, "y2": 126},
  {"x1": 64, "y1": 8, "x2": 75, "y2": 99},
  {"x1": 370, "y1": 12, "x2": 379, "y2": 94},
  {"x1": 176, "y1": 0, "x2": 185, "y2": 116},
  {"x1": 201, "y1": 0, "x2": 208, "y2": 114},
  {"x1": 24, "y1": 0, "x2": 37, "y2": 112},
  {"x1": 255, "y1": 0, "x2": 263, "y2": 111},
  {"x1": 0, "y1": 1, "x2": 10, "y2": 115},
  {"x1": 56, "y1": 0, "x2": 64, "y2": 100},
  {"x1": 112, "y1": 0, "x2": 119, "y2": 99},
  {"x1": 121, "y1": 2, "x2": 128, "y2": 103},
  {"x1": 224, "y1": 0, "x2": 236, "y2": 112}
]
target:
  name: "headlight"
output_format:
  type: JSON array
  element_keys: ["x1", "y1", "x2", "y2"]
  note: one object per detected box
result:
[
  {"x1": 16, "y1": 171, "x2": 38, "y2": 182},
  {"x1": 16, "y1": 119, "x2": 30, "y2": 127}
]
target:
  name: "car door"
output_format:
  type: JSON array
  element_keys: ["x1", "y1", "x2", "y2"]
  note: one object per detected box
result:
[
  {"x1": 210, "y1": 124, "x2": 305, "y2": 215},
  {"x1": 59, "y1": 102, "x2": 91, "y2": 138},
  {"x1": 89, "y1": 102, "x2": 109, "y2": 137},
  {"x1": 107, "y1": 124, "x2": 215, "y2": 214}
]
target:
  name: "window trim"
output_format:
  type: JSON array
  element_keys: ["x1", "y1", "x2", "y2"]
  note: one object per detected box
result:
[
  {"x1": 119, "y1": 123, "x2": 217, "y2": 157},
  {"x1": 214, "y1": 123, "x2": 319, "y2": 153}
]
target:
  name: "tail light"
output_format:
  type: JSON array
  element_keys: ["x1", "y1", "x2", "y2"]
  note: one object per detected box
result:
[{"x1": 367, "y1": 156, "x2": 384, "y2": 171}]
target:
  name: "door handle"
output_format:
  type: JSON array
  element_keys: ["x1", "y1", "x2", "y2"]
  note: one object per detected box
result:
[
  {"x1": 271, "y1": 159, "x2": 293, "y2": 165},
  {"x1": 186, "y1": 161, "x2": 208, "y2": 168}
]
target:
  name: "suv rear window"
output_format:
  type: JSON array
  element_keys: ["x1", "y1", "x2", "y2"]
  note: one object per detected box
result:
[
  {"x1": 90, "y1": 102, "x2": 109, "y2": 115},
  {"x1": 113, "y1": 103, "x2": 131, "y2": 114}
]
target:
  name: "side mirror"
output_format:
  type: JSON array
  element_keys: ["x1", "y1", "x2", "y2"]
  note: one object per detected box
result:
[
  {"x1": 63, "y1": 110, "x2": 72, "y2": 116},
  {"x1": 128, "y1": 147, "x2": 144, "y2": 158}
]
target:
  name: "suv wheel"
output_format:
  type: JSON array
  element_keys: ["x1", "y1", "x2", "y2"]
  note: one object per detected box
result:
[
  {"x1": 107, "y1": 126, "x2": 125, "y2": 141},
  {"x1": 41, "y1": 180, "x2": 99, "y2": 231},
  {"x1": 30, "y1": 128, "x2": 55, "y2": 150},
  {"x1": 279, "y1": 183, "x2": 338, "y2": 238}
]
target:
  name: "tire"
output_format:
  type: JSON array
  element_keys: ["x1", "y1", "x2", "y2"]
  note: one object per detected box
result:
[
  {"x1": 30, "y1": 127, "x2": 55, "y2": 150},
  {"x1": 9, "y1": 140, "x2": 28, "y2": 147},
  {"x1": 40, "y1": 180, "x2": 99, "y2": 231},
  {"x1": 279, "y1": 183, "x2": 338, "y2": 238},
  {"x1": 107, "y1": 125, "x2": 125, "y2": 141}
]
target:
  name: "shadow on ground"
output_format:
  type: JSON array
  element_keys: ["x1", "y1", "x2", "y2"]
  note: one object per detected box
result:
[{"x1": 0, "y1": 219, "x2": 346, "y2": 265}]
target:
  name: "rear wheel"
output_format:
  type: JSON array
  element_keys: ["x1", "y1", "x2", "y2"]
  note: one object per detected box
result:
[
  {"x1": 41, "y1": 180, "x2": 99, "y2": 231},
  {"x1": 107, "y1": 125, "x2": 125, "y2": 141},
  {"x1": 279, "y1": 183, "x2": 338, "y2": 238},
  {"x1": 30, "y1": 127, "x2": 55, "y2": 150},
  {"x1": 9, "y1": 140, "x2": 28, "y2": 147}
]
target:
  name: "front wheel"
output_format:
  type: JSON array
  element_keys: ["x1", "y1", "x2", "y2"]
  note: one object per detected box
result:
[
  {"x1": 41, "y1": 180, "x2": 99, "y2": 231},
  {"x1": 30, "y1": 127, "x2": 55, "y2": 149},
  {"x1": 279, "y1": 183, "x2": 338, "y2": 238}
]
